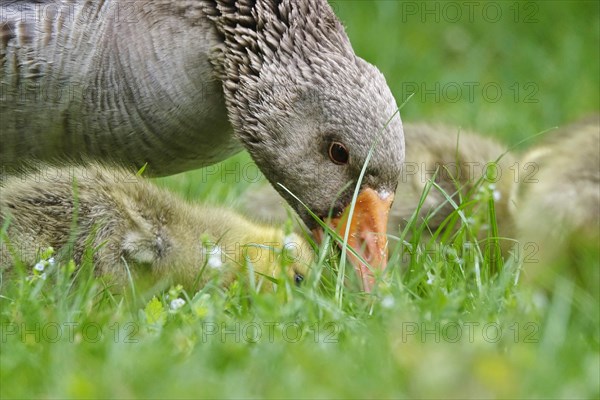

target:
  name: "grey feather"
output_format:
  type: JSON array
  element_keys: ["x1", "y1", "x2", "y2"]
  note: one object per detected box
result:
[{"x1": 1, "y1": 0, "x2": 404, "y2": 228}]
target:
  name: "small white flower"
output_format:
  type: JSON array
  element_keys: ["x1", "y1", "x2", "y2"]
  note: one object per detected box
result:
[
  {"x1": 33, "y1": 262, "x2": 45, "y2": 272},
  {"x1": 47, "y1": 257, "x2": 56, "y2": 267},
  {"x1": 493, "y1": 190, "x2": 502, "y2": 202},
  {"x1": 426, "y1": 272, "x2": 435, "y2": 285},
  {"x1": 205, "y1": 245, "x2": 223, "y2": 269},
  {"x1": 381, "y1": 295, "x2": 395, "y2": 309},
  {"x1": 170, "y1": 298, "x2": 186, "y2": 310}
]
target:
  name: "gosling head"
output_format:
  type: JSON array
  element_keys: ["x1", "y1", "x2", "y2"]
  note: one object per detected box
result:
[
  {"x1": 239, "y1": 231, "x2": 313, "y2": 291},
  {"x1": 212, "y1": 0, "x2": 404, "y2": 291}
]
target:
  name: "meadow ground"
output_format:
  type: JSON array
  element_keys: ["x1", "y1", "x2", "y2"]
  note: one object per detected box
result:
[{"x1": 1, "y1": 1, "x2": 599, "y2": 398}]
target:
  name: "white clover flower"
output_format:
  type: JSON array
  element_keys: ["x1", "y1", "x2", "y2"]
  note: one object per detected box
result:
[
  {"x1": 381, "y1": 295, "x2": 395, "y2": 309},
  {"x1": 426, "y1": 272, "x2": 435, "y2": 285},
  {"x1": 205, "y1": 245, "x2": 223, "y2": 269},
  {"x1": 493, "y1": 190, "x2": 502, "y2": 202},
  {"x1": 170, "y1": 298, "x2": 186, "y2": 310},
  {"x1": 33, "y1": 262, "x2": 45, "y2": 272}
]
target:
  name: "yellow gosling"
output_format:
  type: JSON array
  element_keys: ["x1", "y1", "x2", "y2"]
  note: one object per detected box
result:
[{"x1": 0, "y1": 164, "x2": 313, "y2": 291}]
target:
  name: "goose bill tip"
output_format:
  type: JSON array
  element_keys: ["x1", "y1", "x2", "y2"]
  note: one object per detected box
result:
[{"x1": 313, "y1": 187, "x2": 393, "y2": 292}]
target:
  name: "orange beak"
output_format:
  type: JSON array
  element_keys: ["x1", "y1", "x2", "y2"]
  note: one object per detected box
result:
[{"x1": 312, "y1": 188, "x2": 394, "y2": 292}]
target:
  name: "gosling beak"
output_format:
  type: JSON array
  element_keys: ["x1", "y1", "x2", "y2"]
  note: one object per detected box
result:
[{"x1": 312, "y1": 188, "x2": 393, "y2": 292}]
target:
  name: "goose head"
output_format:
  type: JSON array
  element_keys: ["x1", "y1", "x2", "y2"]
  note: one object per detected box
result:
[{"x1": 209, "y1": 0, "x2": 404, "y2": 290}]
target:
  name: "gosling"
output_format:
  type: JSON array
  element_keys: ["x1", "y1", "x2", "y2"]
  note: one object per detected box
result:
[
  {"x1": 0, "y1": 164, "x2": 313, "y2": 291},
  {"x1": 511, "y1": 116, "x2": 600, "y2": 287}
]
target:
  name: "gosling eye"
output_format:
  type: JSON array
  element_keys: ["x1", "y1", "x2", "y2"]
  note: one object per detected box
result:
[
  {"x1": 328, "y1": 142, "x2": 349, "y2": 165},
  {"x1": 294, "y1": 273, "x2": 304, "y2": 286}
]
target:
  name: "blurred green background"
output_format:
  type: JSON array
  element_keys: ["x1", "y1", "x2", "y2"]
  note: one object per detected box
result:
[{"x1": 334, "y1": 0, "x2": 599, "y2": 145}]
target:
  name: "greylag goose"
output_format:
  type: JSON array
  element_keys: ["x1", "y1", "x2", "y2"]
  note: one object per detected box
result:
[{"x1": 0, "y1": 0, "x2": 404, "y2": 290}]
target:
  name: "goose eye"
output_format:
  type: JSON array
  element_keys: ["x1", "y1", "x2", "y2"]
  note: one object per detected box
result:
[
  {"x1": 328, "y1": 142, "x2": 349, "y2": 165},
  {"x1": 294, "y1": 273, "x2": 304, "y2": 286}
]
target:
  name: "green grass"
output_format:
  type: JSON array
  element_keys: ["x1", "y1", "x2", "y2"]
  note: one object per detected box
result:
[{"x1": 1, "y1": 1, "x2": 599, "y2": 399}]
